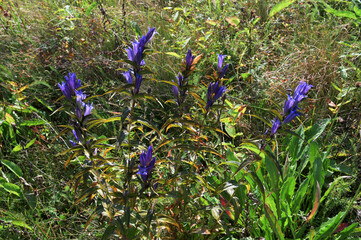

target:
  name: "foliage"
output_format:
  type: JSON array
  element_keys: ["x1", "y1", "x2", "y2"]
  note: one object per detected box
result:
[{"x1": 1, "y1": 0, "x2": 361, "y2": 239}]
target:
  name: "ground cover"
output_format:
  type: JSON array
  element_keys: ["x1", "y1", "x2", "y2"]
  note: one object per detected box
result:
[{"x1": 1, "y1": 0, "x2": 361, "y2": 239}]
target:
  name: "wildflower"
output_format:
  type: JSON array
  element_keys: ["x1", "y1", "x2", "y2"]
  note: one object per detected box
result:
[
  {"x1": 84, "y1": 102, "x2": 93, "y2": 117},
  {"x1": 271, "y1": 118, "x2": 281, "y2": 136},
  {"x1": 124, "y1": 27, "x2": 156, "y2": 95},
  {"x1": 126, "y1": 27, "x2": 156, "y2": 70},
  {"x1": 268, "y1": 81, "x2": 312, "y2": 136},
  {"x1": 185, "y1": 49, "x2": 195, "y2": 71},
  {"x1": 172, "y1": 84, "x2": 179, "y2": 100},
  {"x1": 75, "y1": 90, "x2": 93, "y2": 120},
  {"x1": 134, "y1": 74, "x2": 143, "y2": 95},
  {"x1": 142, "y1": 27, "x2": 156, "y2": 46},
  {"x1": 293, "y1": 81, "x2": 313, "y2": 104},
  {"x1": 137, "y1": 146, "x2": 156, "y2": 182},
  {"x1": 126, "y1": 41, "x2": 146, "y2": 68},
  {"x1": 206, "y1": 82, "x2": 226, "y2": 111},
  {"x1": 122, "y1": 70, "x2": 133, "y2": 84},
  {"x1": 284, "y1": 95, "x2": 296, "y2": 115},
  {"x1": 217, "y1": 54, "x2": 229, "y2": 79},
  {"x1": 58, "y1": 73, "x2": 82, "y2": 100},
  {"x1": 172, "y1": 73, "x2": 187, "y2": 105},
  {"x1": 283, "y1": 108, "x2": 300, "y2": 124}
]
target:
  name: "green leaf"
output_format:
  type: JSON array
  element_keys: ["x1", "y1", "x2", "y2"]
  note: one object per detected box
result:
[
  {"x1": 265, "y1": 155, "x2": 280, "y2": 193},
  {"x1": 20, "y1": 119, "x2": 46, "y2": 126},
  {"x1": 280, "y1": 176, "x2": 296, "y2": 202},
  {"x1": 292, "y1": 178, "x2": 309, "y2": 213},
  {"x1": 335, "y1": 223, "x2": 358, "y2": 240},
  {"x1": 269, "y1": 0, "x2": 296, "y2": 18},
  {"x1": 1, "y1": 159, "x2": 23, "y2": 177},
  {"x1": 313, "y1": 156, "x2": 324, "y2": 189},
  {"x1": 289, "y1": 125, "x2": 304, "y2": 161},
  {"x1": 354, "y1": 5, "x2": 361, "y2": 17},
  {"x1": 264, "y1": 204, "x2": 285, "y2": 240},
  {"x1": 25, "y1": 138, "x2": 36, "y2": 149},
  {"x1": 101, "y1": 225, "x2": 116, "y2": 240},
  {"x1": 314, "y1": 211, "x2": 344, "y2": 240},
  {"x1": 165, "y1": 52, "x2": 182, "y2": 58},
  {"x1": 12, "y1": 144, "x2": 23, "y2": 153},
  {"x1": 0, "y1": 182, "x2": 22, "y2": 197},
  {"x1": 239, "y1": 142, "x2": 265, "y2": 159},
  {"x1": 325, "y1": 8, "x2": 357, "y2": 19},
  {"x1": 305, "y1": 118, "x2": 331, "y2": 142}
]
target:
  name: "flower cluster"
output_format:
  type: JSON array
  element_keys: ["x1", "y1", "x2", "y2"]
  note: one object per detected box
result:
[
  {"x1": 58, "y1": 73, "x2": 81, "y2": 100},
  {"x1": 172, "y1": 49, "x2": 197, "y2": 106},
  {"x1": 270, "y1": 81, "x2": 313, "y2": 135},
  {"x1": 217, "y1": 54, "x2": 229, "y2": 80},
  {"x1": 205, "y1": 54, "x2": 228, "y2": 112},
  {"x1": 137, "y1": 145, "x2": 156, "y2": 183},
  {"x1": 123, "y1": 27, "x2": 156, "y2": 95},
  {"x1": 206, "y1": 82, "x2": 226, "y2": 111},
  {"x1": 58, "y1": 73, "x2": 94, "y2": 145}
]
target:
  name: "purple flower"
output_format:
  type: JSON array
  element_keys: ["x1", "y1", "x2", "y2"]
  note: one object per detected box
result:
[
  {"x1": 84, "y1": 102, "x2": 93, "y2": 117},
  {"x1": 172, "y1": 73, "x2": 187, "y2": 105},
  {"x1": 122, "y1": 70, "x2": 133, "y2": 84},
  {"x1": 217, "y1": 54, "x2": 226, "y2": 73},
  {"x1": 217, "y1": 54, "x2": 229, "y2": 79},
  {"x1": 267, "y1": 81, "x2": 312, "y2": 136},
  {"x1": 206, "y1": 82, "x2": 226, "y2": 111},
  {"x1": 185, "y1": 49, "x2": 195, "y2": 70},
  {"x1": 284, "y1": 95, "x2": 296, "y2": 115},
  {"x1": 74, "y1": 90, "x2": 93, "y2": 120},
  {"x1": 72, "y1": 129, "x2": 81, "y2": 143},
  {"x1": 126, "y1": 42, "x2": 145, "y2": 68},
  {"x1": 58, "y1": 82, "x2": 72, "y2": 100},
  {"x1": 283, "y1": 108, "x2": 300, "y2": 124},
  {"x1": 58, "y1": 73, "x2": 82, "y2": 100},
  {"x1": 292, "y1": 81, "x2": 313, "y2": 104},
  {"x1": 134, "y1": 74, "x2": 143, "y2": 94},
  {"x1": 142, "y1": 27, "x2": 156, "y2": 45},
  {"x1": 219, "y1": 64, "x2": 229, "y2": 80},
  {"x1": 172, "y1": 84, "x2": 179, "y2": 100},
  {"x1": 137, "y1": 146, "x2": 156, "y2": 182},
  {"x1": 271, "y1": 118, "x2": 281, "y2": 136},
  {"x1": 126, "y1": 27, "x2": 156, "y2": 70},
  {"x1": 294, "y1": 81, "x2": 313, "y2": 96}
]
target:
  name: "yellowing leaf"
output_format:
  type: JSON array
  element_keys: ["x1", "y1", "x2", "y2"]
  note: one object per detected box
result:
[
  {"x1": 5, "y1": 113, "x2": 15, "y2": 124},
  {"x1": 226, "y1": 16, "x2": 240, "y2": 27}
]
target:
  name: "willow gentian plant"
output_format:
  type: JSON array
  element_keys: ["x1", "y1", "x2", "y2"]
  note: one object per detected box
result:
[
  {"x1": 205, "y1": 54, "x2": 228, "y2": 112},
  {"x1": 124, "y1": 27, "x2": 156, "y2": 95},
  {"x1": 270, "y1": 81, "x2": 313, "y2": 136}
]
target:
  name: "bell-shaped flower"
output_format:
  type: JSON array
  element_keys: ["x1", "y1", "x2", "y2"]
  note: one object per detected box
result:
[
  {"x1": 141, "y1": 27, "x2": 156, "y2": 46},
  {"x1": 217, "y1": 54, "x2": 229, "y2": 79},
  {"x1": 271, "y1": 118, "x2": 281, "y2": 136},
  {"x1": 126, "y1": 27, "x2": 156, "y2": 71},
  {"x1": 134, "y1": 74, "x2": 143, "y2": 95},
  {"x1": 294, "y1": 81, "x2": 313, "y2": 96},
  {"x1": 284, "y1": 95, "x2": 296, "y2": 115},
  {"x1": 84, "y1": 102, "x2": 93, "y2": 117},
  {"x1": 283, "y1": 108, "x2": 300, "y2": 124},
  {"x1": 74, "y1": 90, "x2": 93, "y2": 120},
  {"x1": 185, "y1": 49, "x2": 195, "y2": 71},
  {"x1": 137, "y1": 145, "x2": 156, "y2": 182},
  {"x1": 58, "y1": 73, "x2": 82, "y2": 100},
  {"x1": 172, "y1": 73, "x2": 187, "y2": 105},
  {"x1": 206, "y1": 82, "x2": 226, "y2": 111},
  {"x1": 122, "y1": 70, "x2": 133, "y2": 84}
]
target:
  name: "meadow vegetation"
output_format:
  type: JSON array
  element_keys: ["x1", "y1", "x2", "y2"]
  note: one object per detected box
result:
[{"x1": 1, "y1": 0, "x2": 361, "y2": 239}]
